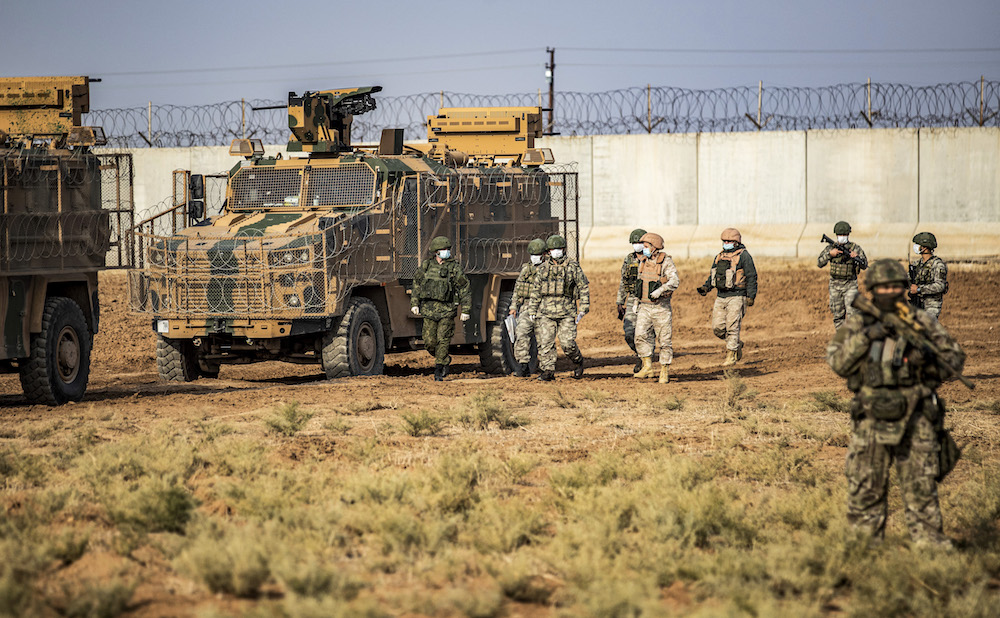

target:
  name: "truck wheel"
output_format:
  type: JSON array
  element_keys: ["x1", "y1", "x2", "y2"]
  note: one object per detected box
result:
[
  {"x1": 19, "y1": 297, "x2": 92, "y2": 405},
  {"x1": 321, "y1": 297, "x2": 385, "y2": 379},
  {"x1": 156, "y1": 336, "x2": 199, "y2": 382},
  {"x1": 479, "y1": 290, "x2": 537, "y2": 375}
]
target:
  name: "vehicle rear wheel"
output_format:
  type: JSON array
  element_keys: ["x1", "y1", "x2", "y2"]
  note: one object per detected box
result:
[
  {"x1": 478, "y1": 289, "x2": 537, "y2": 375},
  {"x1": 19, "y1": 297, "x2": 92, "y2": 405},
  {"x1": 321, "y1": 297, "x2": 385, "y2": 379},
  {"x1": 156, "y1": 335, "x2": 199, "y2": 382}
]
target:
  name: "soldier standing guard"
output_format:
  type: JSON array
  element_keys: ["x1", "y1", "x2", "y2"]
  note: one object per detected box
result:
[
  {"x1": 632, "y1": 233, "x2": 680, "y2": 384},
  {"x1": 410, "y1": 236, "x2": 471, "y2": 381},
  {"x1": 617, "y1": 228, "x2": 647, "y2": 372},
  {"x1": 827, "y1": 259, "x2": 966, "y2": 547},
  {"x1": 509, "y1": 238, "x2": 547, "y2": 377},
  {"x1": 528, "y1": 234, "x2": 590, "y2": 381},
  {"x1": 697, "y1": 228, "x2": 757, "y2": 366},
  {"x1": 909, "y1": 232, "x2": 949, "y2": 319},
  {"x1": 818, "y1": 221, "x2": 869, "y2": 329}
]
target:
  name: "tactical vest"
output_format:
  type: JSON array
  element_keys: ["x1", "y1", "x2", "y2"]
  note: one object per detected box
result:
[
  {"x1": 711, "y1": 248, "x2": 746, "y2": 291},
  {"x1": 913, "y1": 256, "x2": 949, "y2": 297},
  {"x1": 829, "y1": 243, "x2": 859, "y2": 279},
  {"x1": 539, "y1": 258, "x2": 577, "y2": 299},
  {"x1": 418, "y1": 260, "x2": 454, "y2": 302},
  {"x1": 623, "y1": 253, "x2": 641, "y2": 298},
  {"x1": 635, "y1": 252, "x2": 671, "y2": 302}
]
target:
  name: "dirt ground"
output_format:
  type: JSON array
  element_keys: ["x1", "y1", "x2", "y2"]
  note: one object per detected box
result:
[{"x1": 2, "y1": 258, "x2": 997, "y2": 412}]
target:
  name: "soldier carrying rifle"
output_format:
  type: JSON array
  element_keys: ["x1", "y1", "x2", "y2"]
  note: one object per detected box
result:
[
  {"x1": 818, "y1": 221, "x2": 869, "y2": 329},
  {"x1": 909, "y1": 231, "x2": 949, "y2": 320}
]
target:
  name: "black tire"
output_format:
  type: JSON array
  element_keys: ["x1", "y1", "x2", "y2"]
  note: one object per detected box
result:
[
  {"x1": 321, "y1": 297, "x2": 385, "y2": 379},
  {"x1": 479, "y1": 290, "x2": 537, "y2": 375},
  {"x1": 156, "y1": 335, "x2": 199, "y2": 382},
  {"x1": 19, "y1": 297, "x2": 92, "y2": 405}
]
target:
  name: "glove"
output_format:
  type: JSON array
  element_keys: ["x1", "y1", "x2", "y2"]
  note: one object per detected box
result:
[
  {"x1": 410, "y1": 306, "x2": 420, "y2": 316},
  {"x1": 747, "y1": 297, "x2": 755, "y2": 307},
  {"x1": 863, "y1": 323, "x2": 890, "y2": 341},
  {"x1": 616, "y1": 304, "x2": 625, "y2": 320},
  {"x1": 697, "y1": 285, "x2": 709, "y2": 297},
  {"x1": 650, "y1": 287, "x2": 668, "y2": 300},
  {"x1": 509, "y1": 307, "x2": 517, "y2": 316},
  {"x1": 460, "y1": 313, "x2": 470, "y2": 322},
  {"x1": 575, "y1": 312, "x2": 585, "y2": 325}
]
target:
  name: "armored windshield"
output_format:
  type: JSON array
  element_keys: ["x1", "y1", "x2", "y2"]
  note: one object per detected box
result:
[{"x1": 228, "y1": 162, "x2": 377, "y2": 211}]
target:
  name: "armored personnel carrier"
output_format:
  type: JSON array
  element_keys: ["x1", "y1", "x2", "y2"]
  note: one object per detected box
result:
[
  {"x1": 130, "y1": 86, "x2": 578, "y2": 380},
  {"x1": 0, "y1": 76, "x2": 113, "y2": 404}
]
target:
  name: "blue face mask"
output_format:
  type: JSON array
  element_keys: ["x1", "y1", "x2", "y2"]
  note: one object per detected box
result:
[
  {"x1": 642, "y1": 247, "x2": 652, "y2": 257},
  {"x1": 437, "y1": 249, "x2": 451, "y2": 260},
  {"x1": 722, "y1": 242, "x2": 735, "y2": 251}
]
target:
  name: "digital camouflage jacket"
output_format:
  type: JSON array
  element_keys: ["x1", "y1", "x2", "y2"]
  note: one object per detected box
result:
[
  {"x1": 818, "y1": 242, "x2": 869, "y2": 280},
  {"x1": 910, "y1": 256, "x2": 948, "y2": 299},
  {"x1": 511, "y1": 261, "x2": 541, "y2": 313},
  {"x1": 528, "y1": 255, "x2": 590, "y2": 319},
  {"x1": 411, "y1": 257, "x2": 471, "y2": 320}
]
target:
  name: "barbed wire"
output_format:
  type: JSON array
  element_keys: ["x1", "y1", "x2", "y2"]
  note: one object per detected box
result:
[{"x1": 89, "y1": 80, "x2": 999, "y2": 147}]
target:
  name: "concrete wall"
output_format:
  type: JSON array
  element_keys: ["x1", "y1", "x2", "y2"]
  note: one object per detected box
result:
[{"x1": 114, "y1": 127, "x2": 1000, "y2": 261}]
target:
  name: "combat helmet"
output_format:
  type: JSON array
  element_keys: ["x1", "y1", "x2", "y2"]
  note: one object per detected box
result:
[
  {"x1": 720, "y1": 228, "x2": 742, "y2": 243},
  {"x1": 865, "y1": 259, "x2": 908, "y2": 290},
  {"x1": 629, "y1": 228, "x2": 647, "y2": 244},
  {"x1": 834, "y1": 221, "x2": 852, "y2": 235},
  {"x1": 546, "y1": 234, "x2": 567, "y2": 250},
  {"x1": 428, "y1": 236, "x2": 452, "y2": 252},
  {"x1": 527, "y1": 238, "x2": 547, "y2": 255},
  {"x1": 913, "y1": 231, "x2": 937, "y2": 250},
  {"x1": 640, "y1": 232, "x2": 664, "y2": 250}
]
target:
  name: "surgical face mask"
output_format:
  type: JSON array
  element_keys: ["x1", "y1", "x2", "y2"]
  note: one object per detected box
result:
[
  {"x1": 642, "y1": 247, "x2": 653, "y2": 257},
  {"x1": 837, "y1": 235, "x2": 849, "y2": 244},
  {"x1": 530, "y1": 254, "x2": 543, "y2": 265},
  {"x1": 437, "y1": 249, "x2": 451, "y2": 260},
  {"x1": 722, "y1": 242, "x2": 735, "y2": 251},
  {"x1": 550, "y1": 248, "x2": 564, "y2": 259},
  {"x1": 913, "y1": 244, "x2": 923, "y2": 255},
  {"x1": 632, "y1": 243, "x2": 645, "y2": 253}
]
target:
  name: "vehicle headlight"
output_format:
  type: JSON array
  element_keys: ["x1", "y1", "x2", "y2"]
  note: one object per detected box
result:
[
  {"x1": 298, "y1": 250, "x2": 309, "y2": 263},
  {"x1": 285, "y1": 294, "x2": 301, "y2": 307},
  {"x1": 283, "y1": 252, "x2": 294, "y2": 264}
]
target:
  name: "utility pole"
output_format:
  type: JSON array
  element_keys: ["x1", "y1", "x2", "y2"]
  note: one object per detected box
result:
[{"x1": 545, "y1": 47, "x2": 555, "y2": 135}]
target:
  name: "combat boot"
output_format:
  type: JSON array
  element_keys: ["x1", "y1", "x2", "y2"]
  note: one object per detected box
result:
[
  {"x1": 537, "y1": 370, "x2": 555, "y2": 382},
  {"x1": 658, "y1": 365, "x2": 669, "y2": 384},
  {"x1": 514, "y1": 362, "x2": 530, "y2": 377},
  {"x1": 441, "y1": 364, "x2": 450, "y2": 378},
  {"x1": 573, "y1": 356, "x2": 585, "y2": 379},
  {"x1": 632, "y1": 356, "x2": 643, "y2": 373},
  {"x1": 735, "y1": 341, "x2": 744, "y2": 362},
  {"x1": 634, "y1": 357, "x2": 655, "y2": 378},
  {"x1": 723, "y1": 349, "x2": 737, "y2": 366},
  {"x1": 433, "y1": 365, "x2": 444, "y2": 381}
]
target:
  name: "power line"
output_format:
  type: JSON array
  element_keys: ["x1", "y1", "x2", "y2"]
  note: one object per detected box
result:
[{"x1": 562, "y1": 46, "x2": 1000, "y2": 55}]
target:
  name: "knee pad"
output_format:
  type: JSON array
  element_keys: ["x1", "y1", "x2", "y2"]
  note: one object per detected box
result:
[{"x1": 713, "y1": 327, "x2": 727, "y2": 339}]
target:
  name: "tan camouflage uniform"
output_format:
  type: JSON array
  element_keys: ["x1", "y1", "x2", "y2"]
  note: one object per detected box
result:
[
  {"x1": 909, "y1": 256, "x2": 948, "y2": 319},
  {"x1": 411, "y1": 258, "x2": 471, "y2": 366},
  {"x1": 528, "y1": 255, "x2": 590, "y2": 372},
  {"x1": 617, "y1": 252, "x2": 644, "y2": 352},
  {"x1": 511, "y1": 260, "x2": 540, "y2": 364},
  {"x1": 818, "y1": 242, "x2": 869, "y2": 329},
  {"x1": 634, "y1": 252, "x2": 680, "y2": 364},
  {"x1": 827, "y1": 306, "x2": 965, "y2": 545}
]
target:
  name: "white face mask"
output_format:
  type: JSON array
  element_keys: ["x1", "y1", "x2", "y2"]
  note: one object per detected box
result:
[
  {"x1": 722, "y1": 242, "x2": 735, "y2": 251},
  {"x1": 632, "y1": 243, "x2": 645, "y2": 253},
  {"x1": 550, "y1": 248, "x2": 564, "y2": 259},
  {"x1": 913, "y1": 244, "x2": 923, "y2": 255},
  {"x1": 437, "y1": 249, "x2": 451, "y2": 260},
  {"x1": 837, "y1": 235, "x2": 849, "y2": 244},
  {"x1": 530, "y1": 254, "x2": 543, "y2": 265}
]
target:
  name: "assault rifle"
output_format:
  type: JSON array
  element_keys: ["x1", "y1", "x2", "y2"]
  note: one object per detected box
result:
[
  {"x1": 907, "y1": 261, "x2": 923, "y2": 309},
  {"x1": 821, "y1": 234, "x2": 864, "y2": 267},
  {"x1": 851, "y1": 294, "x2": 974, "y2": 389}
]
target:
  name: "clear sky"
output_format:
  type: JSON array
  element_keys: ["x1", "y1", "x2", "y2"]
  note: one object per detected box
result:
[{"x1": 2, "y1": 0, "x2": 998, "y2": 109}]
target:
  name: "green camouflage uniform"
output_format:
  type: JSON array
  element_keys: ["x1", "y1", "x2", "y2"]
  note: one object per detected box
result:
[
  {"x1": 511, "y1": 260, "x2": 540, "y2": 364},
  {"x1": 826, "y1": 306, "x2": 965, "y2": 545},
  {"x1": 818, "y1": 242, "x2": 869, "y2": 329},
  {"x1": 528, "y1": 255, "x2": 590, "y2": 372},
  {"x1": 909, "y1": 256, "x2": 948, "y2": 319},
  {"x1": 411, "y1": 257, "x2": 471, "y2": 366},
  {"x1": 617, "y1": 252, "x2": 644, "y2": 352}
]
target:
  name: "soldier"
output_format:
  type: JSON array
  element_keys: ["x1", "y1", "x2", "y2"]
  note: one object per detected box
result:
[
  {"x1": 617, "y1": 228, "x2": 647, "y2": 372},
  {"x1": 633, "y1": 233, "x2": 680, "y2": 384},
  {"x1": 827, "y1": 259, "x2": 966, "y2": 547},
  {"x1": 818, "y1": 221, "x2": 869, "y2": 329},
  {"x1": 909, "y1": 232, "x2": 948, "y2": 319},
  {"x1": 410, "y1": 236, "x2": 471, "y2": 381},
  {"x1": 528, "y1": 234, "x2": 590, "y2": 381},
  {"x1": 697, "y1": 228, "x2": 757, "y2": 366},
  {"x1": 509, "y1": 238, "x2": 547, "y2": 377}
]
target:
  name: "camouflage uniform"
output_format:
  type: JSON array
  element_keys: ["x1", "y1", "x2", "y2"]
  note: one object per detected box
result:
[
  {"x1": 528, "y1": 255, "x2": 590, "y2": 373},
  {"x1": 909, "y1": 256, "x2": 948, "y2": 319},
  {"x1": 511, "y1": 260, "x2": 540, "y2": 364},
  {"x1": 818, "y1": 242, "x2": 869, "y2": 329},
  {"x1": 617, "y1": 251, "x2": 644, "y2": 352},
  {"x1": 411, "y1": 257, "x2": 471, "y2": 366},
  {"x1": 634, "y1": 251, "x2": 680, "y2": 365},
  {"x1": 827, "y1": 265, "x2": 965, "y2": 545}
]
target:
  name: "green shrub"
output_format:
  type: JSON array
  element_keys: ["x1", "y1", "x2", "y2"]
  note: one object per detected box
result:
[
  {"x1": 264, "y1": 401, "x2": 314, "y2": 436},
  {"x1": 176, "y1": 524, "x2": 271, "y2": 597},
  {"x1": 400, "y1": 410, "x2": 446, "y2": 437}
]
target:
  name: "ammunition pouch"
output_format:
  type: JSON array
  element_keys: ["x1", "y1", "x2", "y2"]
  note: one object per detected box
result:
[
  {"x1": 542, "y1": 267, "x2": 575, "y2": 299},
  {"x1": 862, "y1": 388, "x2": 908, "y2": 421},
  {"x1": 647, "y1": 280, "x2": 661, "y2": 298},
  {"x1": 829, "y1": 257, "x2": 858, "y2": 279},
  {"x1": 714, "y1": 259, "x2": 732, "y2": 289},
  {"x1": 419, "y1": 269, "x2": 453, "y2": 302}
]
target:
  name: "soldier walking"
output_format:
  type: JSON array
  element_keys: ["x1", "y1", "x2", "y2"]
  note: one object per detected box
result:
[
  {"x1": 528, "y1": 234, "x2": 590, "y2": 381},
  {"x1": 818, "y1": 221, "x2": 869, "y2": 329},
  {"x1": 697, "y1": 228, "x2": 757, "y2": 366},
  {"x1": 827, "y1": 259, "x2": 966, "y2": 547},
  {"x1": 411, "y1": 236, "x2": 471, "y2": 381},
  {"x1": 509, "y1": 238, "x2": 547, "y2": 377},
  {"x1": 617, "y1": 228, "x2": 648, "y2": 372},
  {"x1": 633, "y1": 233, "x2": 680, "y2": 384},
  {"x1": 909, "y1": 232, "x2": 948, "y2": 319}
]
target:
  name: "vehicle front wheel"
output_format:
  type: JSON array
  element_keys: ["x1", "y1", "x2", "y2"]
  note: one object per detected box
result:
[
  {"x1": 19, "y1": 297, "x2": 92, "y2": 405},
  {"x1": 478, "y1": 289, "x2": 537, "y2": 375},
  {"x1": 321, "y1": 297, "x2": 385, "y2": 379},
  {"x1": 156, "y1": 336, "x2": 199, "y2": 382}
]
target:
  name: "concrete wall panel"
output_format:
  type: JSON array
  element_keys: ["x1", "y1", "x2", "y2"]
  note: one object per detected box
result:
[
  {"x1": 919, "y1": 128, "x2": 1000, "y2": 222},
  {"x1": 538, "y1": 136, "x2": 593, "y2": 229}
]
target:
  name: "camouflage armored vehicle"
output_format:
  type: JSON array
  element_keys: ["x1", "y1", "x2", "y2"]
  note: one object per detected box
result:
[
  {"x1": 0, "y1": 77, "x2": 113, "y2": 404},
  {"x1": 130, "y1": 86, "x2": 578, "y2": 380}
]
